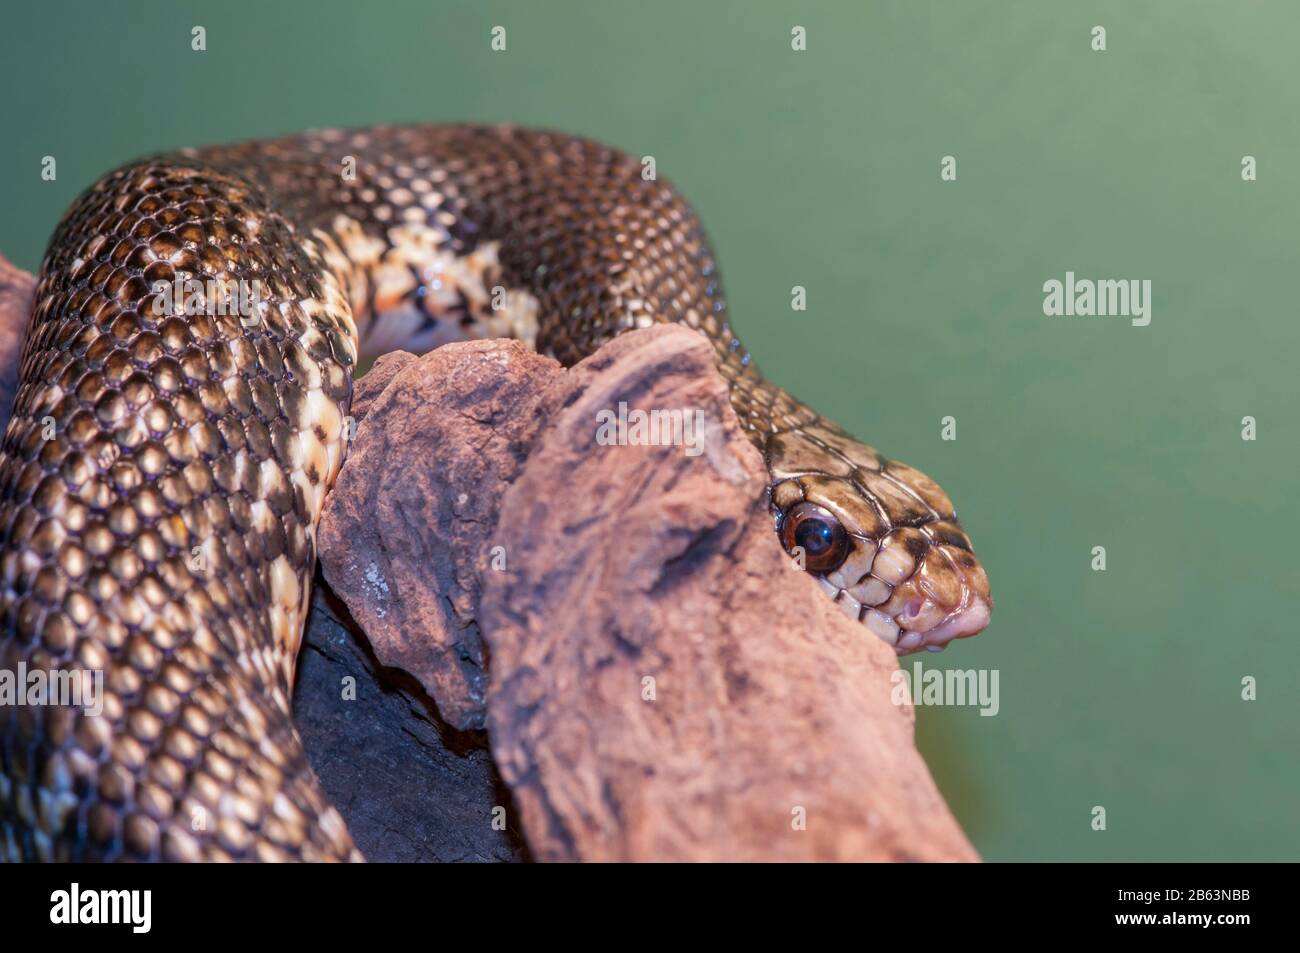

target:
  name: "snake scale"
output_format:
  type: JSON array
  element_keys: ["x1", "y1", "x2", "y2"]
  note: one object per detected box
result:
[{"x1": 0, "y1": 125, "x2": 991, "y2": 862}]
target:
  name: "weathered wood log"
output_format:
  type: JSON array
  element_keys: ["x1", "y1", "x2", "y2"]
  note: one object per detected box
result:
[{"x1": 323, "y1": 322, "x2": 979, "y2": 862}]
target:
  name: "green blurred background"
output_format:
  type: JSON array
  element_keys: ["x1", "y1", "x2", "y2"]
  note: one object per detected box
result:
[{"x1": 2, "y1": 1, "x2": 1296, "y2": 861}]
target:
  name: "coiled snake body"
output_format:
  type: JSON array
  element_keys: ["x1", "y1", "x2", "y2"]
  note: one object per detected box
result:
[{"x1": 0, "y1": 126, "x2": 990, "y2": 862}]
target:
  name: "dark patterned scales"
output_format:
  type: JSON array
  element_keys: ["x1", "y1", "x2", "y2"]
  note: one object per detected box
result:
[{"x1": 0, "y1": 126, "x2": 990, "y2": 862}]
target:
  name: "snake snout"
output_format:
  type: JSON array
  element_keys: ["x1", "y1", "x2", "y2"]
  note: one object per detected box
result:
[
  {"x1": 868, "y1": 523, "x2": 992, "y2": 654},
  {"x1": 895, "y1": 567, "x2": 992, "y2": 653}
]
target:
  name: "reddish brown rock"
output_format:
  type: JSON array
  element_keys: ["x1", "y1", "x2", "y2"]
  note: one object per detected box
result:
[
  {"x1": 480, "y1": 324, "x2": 978, "y2": 861},
  {"x1": 318, "y1": 338, "x2": 563, "y2": 730}
]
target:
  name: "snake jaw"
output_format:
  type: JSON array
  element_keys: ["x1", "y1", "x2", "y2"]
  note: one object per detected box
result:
[
  {"x1": 812, "y1": 536, "x2": 992, "y2": 654},
  {"x1": 908, "y1": 593, "x2": 992, "y2": 652}
]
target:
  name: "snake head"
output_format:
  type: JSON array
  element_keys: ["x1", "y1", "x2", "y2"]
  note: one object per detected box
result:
[{"x1": 766, "y1": 422, "x2": 992, "y2": 654}]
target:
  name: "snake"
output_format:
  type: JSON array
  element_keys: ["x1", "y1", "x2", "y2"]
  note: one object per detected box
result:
[{"x1": 0, "y1": 125, "x2": 991, "y2": 862}]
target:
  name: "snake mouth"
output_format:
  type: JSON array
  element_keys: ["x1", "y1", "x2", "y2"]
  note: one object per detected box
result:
[{"x1": 814, "y1": 526, "x2": 993, "y2": 655}]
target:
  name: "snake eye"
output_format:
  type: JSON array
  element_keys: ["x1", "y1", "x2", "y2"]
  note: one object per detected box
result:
[{"x1": 779, "y1": 502, "x2": 851, "y2": 574}]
